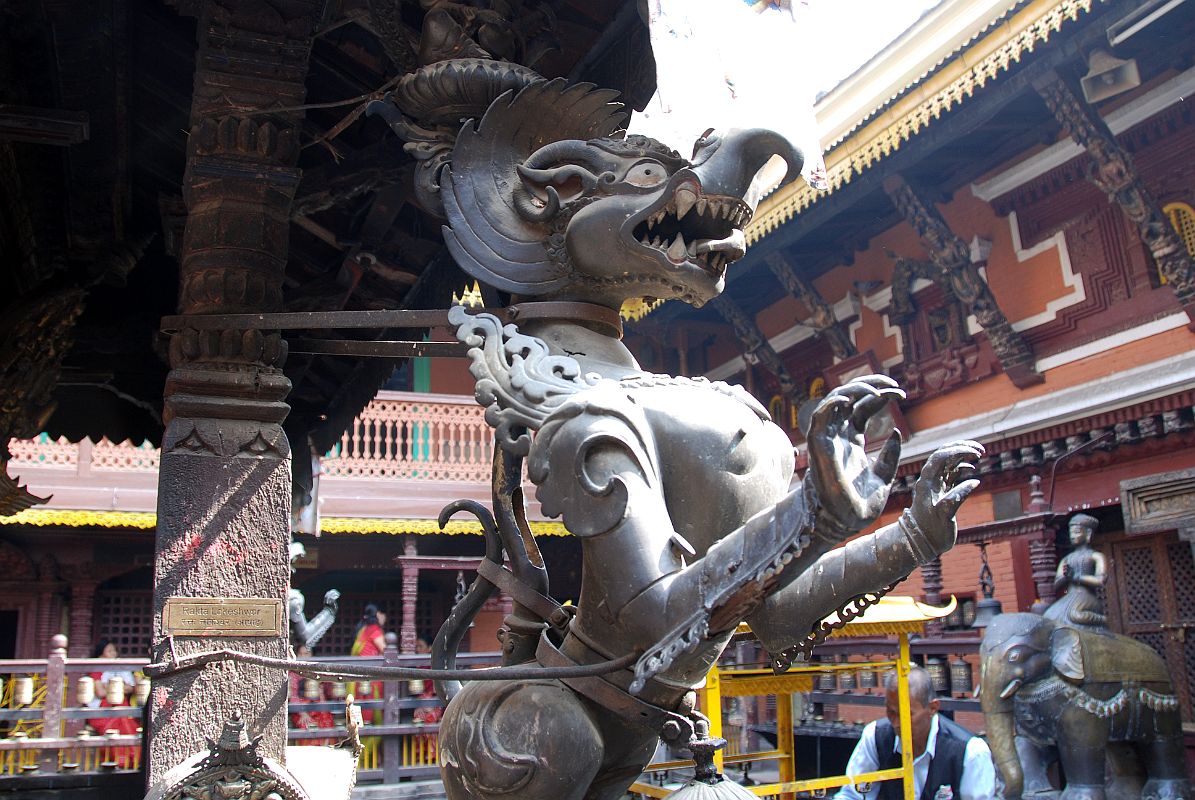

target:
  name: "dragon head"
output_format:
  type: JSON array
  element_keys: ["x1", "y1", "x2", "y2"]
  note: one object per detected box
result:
[{"x1": 442, "y1": 79, "x2": 803, "y2": 308}]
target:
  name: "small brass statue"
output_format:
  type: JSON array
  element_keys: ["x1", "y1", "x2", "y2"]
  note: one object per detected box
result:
[
  {"x1": 980, "y1": 617, "x2": 1188, "y2": 800},
  {"x1": 1043, "y1": 513, "x2": 1106, "y2": 629},
  {"x1": 403, "y1": 72, "x2": 982, "y2": 800}
]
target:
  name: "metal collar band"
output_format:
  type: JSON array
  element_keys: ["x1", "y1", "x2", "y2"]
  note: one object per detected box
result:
[{"x1": 505, "y1": 301, "x2": 624, "y2": 339}]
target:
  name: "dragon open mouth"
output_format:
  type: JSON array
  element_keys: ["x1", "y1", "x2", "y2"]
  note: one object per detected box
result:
[{"x1": 631, "y1": 181, "x2": 752, "y2": 278}]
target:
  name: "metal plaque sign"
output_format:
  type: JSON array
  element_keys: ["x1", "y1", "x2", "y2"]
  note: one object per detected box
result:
[{"x1": 163, "y1": 597, "x2": 284, "y2": 637}]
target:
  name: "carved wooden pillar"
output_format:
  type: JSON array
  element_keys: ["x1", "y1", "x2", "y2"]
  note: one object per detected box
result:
[
  {"x1": 764, "y1": 252, "x2": 857, "y2": 361},
  {"x1": 34, "y1": 556, "x2": 59, "y2": 652},
  {"x1": 67, "y1": 579, "x2": 97, "y2": 659},
  {"x1": 148, "y1": 0, "x2": 321, "y2": 782},
  {"x1": 921, "y1": 557, "x2": 944, "y2": 636},
  {"x1": 883, "y1": 175, "x2": 1043, "y2": 388},
  {"x1": 708, "y1": 294, "x2": 801, "y2": 402},
  {"x1": 1035, "y1": 72, "x2": 1195, "y2": 325},
  {"x1": 1028, "y1": 527, "x2": 1059, "y2": 611},
  {"x1": 400, "y1": 538, "x2": 420, "y2": 654}
]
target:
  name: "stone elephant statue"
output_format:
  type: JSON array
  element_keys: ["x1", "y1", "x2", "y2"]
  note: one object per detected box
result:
[{"x1": 979, "y1": 612, "x2": 1189, "y2": 800}]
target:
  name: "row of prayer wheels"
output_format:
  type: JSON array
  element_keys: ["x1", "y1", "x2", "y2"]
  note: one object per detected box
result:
[
  {"x1": 298, "y1": 678, "x2": 428, "y2": 700},
  {"x1": 814, "y1": 656, "x2": 973, "y2": 696},
  {"x1": 75, "y1": 675, "x2": 152, "y2": 706},
  {"x1": 0, "y1": 674, "x2": 149, "y2": 707}
]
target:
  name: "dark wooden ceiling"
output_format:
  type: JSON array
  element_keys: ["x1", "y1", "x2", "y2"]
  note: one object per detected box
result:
[{"x1": 0, "y1": 0, "x2": 652, "y2": 452}]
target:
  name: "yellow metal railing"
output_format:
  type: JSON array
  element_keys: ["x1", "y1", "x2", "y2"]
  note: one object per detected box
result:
[{"x1": 630, "y1": 596, "x2": 954, "y2": 800}]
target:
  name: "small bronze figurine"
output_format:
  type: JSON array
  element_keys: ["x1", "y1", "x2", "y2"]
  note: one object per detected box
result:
[
  {"x1": 980, "y1": 612, "x2": 1189, "y2": 800},
  {"x1": 1043, "y1": 513, "x2": 1106, "y2": 629}
]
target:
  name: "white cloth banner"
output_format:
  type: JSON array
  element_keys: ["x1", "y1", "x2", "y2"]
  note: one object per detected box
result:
[{"x1": 632, "y1": 0, "x2": 829, "y2": 191}]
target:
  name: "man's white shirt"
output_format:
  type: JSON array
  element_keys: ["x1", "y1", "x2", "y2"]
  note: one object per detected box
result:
[{"x1": 834, "y1": 715, "x2": 996, "y2": 800}]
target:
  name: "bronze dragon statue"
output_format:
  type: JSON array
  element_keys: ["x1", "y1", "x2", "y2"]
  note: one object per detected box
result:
[{"x1": 380, "y1": 72, "x2": 983, "y2": 800}]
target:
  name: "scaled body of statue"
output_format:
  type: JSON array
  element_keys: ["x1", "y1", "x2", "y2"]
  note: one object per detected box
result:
[
  {"x1": 1043, "y1": 513, "x2": 1106, "y2": 629},
  {"x1": 423, "y1": 77, "x2": 983, "y2": 800}
]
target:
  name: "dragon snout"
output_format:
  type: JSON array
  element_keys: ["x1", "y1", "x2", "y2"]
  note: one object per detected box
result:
[{"x1": 691, "y1": 127, "x2": 804, "y2": 210}]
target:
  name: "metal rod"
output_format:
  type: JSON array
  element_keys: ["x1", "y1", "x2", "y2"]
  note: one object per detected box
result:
[
  {"x1": 144, "y1": 647, "x2": 638, "y2": 682},
  {"x1": 160, "y1": 309, "x2": 456, "y2": 333},
  {"x1": 288, "y1": 338, "x2": 468, "y2": 358}
]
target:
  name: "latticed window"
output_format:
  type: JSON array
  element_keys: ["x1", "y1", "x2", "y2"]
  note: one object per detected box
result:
[
  {"x1": 95, "y1": 592, "x2": 154, "y2": 659},
  {"x1": 1162, "y1": 202, "x2": 1195, "y2": 285}
]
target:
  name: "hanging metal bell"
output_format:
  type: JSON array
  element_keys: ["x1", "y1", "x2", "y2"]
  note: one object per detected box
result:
[
  {"x1": 949, "y1": 656, "x2": 972, "y2": 696},
  {"x1": 971, "y1": 597, "x2": 1003, "y2": 629},
  {"x1": 663, "y1": 737, "x2": 755, "y2": 800},
  {"x1": 925, "y1": 658, "x2": 948, "y2": 694}
]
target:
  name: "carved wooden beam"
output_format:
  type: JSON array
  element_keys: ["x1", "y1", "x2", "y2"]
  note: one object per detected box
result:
[
  {"x1": 763, "y1": 252, "x2": 857, "y2": 361},
  {"x1": 1034, "y1": 72, "x2": 1195, "y2": 326},
  {"x1": 708, "y1": 294, "x2": 800, "y2": 402},
  {"x1": 883, "y1": 174, "x2": 1043, "y2": 388},
  {"x1": 0, "y1": 105, "x2": 89, "y2": 146}
]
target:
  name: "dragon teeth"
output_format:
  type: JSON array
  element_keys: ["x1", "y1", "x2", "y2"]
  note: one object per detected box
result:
[
  {"x1": 696, "y1": 198, "x2": 708, "y2": 216},
  {"x1": 667, "y1": 234, "x2": 687, "y2": 261},
  {"x1": 675, "y1": 187, "x2": 697, "y2": 220}
]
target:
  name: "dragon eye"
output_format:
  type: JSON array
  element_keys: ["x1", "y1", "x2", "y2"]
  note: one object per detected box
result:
[{"x1": 626, "y1": 161, "x2": 667, "y2": 188}]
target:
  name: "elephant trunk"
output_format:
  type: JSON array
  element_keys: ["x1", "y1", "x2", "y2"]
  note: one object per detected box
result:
[{"x1": 980, "y1": 683, "x2": 1023, "y2": 800}]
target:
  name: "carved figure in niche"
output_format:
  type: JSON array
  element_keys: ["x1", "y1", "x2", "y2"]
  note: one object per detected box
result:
[
  {"x1": 420, "y1": 75, "x2": 983, "y2": 800},
  {"x1": 1043, "y1": 513, "x2": 1106, "y2": 629},
  {"x1": 287, "y1": 540, "x2": 338, "y2": 651}
]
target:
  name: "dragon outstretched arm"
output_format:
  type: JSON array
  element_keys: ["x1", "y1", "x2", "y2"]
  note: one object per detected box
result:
[
  {"x1": 748, "y1": 441, "x2": 984, "y2": 670},
  {"x1": 532, "y1": 377, "x2": 980, "y2": 692}
]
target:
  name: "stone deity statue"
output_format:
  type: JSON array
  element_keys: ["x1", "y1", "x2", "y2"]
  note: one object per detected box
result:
[
  {"x1": 387, "y1": 70, "x2": 983, "y2": 800},
  {"x1": 1044, "y1": 513, "x2": 1106, "y2": 629}
]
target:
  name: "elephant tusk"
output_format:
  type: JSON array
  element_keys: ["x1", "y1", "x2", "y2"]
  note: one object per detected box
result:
[{"x1": 999, "y1": 678, "x2": 1022, "y2": 700}]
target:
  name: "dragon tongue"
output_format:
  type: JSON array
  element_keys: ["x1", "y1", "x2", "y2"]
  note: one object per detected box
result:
[
  {"x1": 667, "y1": 234, "x2": 687, "y2": 261},
  {"x1": 694, "y1": 229, "x2": 746, "y2": 258}
]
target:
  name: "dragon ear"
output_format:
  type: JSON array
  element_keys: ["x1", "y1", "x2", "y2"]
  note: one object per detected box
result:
[{"x1": 443, "y1": 78, "x2": 626, "y2": 296}]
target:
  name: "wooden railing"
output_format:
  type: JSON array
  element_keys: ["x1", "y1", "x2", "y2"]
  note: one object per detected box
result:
[
  {"x1": 7, "y1": 390, "x2": 494, "y2": 484},
  {"x1": 0, "y1": 633, "x2": 484, "y2": 789},
  {"x1": 321, "y1": 391, "x2": 491, "y2": 483},
  {"x1": 0, "y1": 635, "x2": 146, "y2": 779}
]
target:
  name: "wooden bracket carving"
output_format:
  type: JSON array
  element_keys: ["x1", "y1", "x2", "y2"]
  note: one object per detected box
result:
[
  {"x1": 763, "y1": 252, "x2": 857, "y2": 361},
  {"x1": 708, "y1": 294, "x2": 801, "y2": 403},
  {"x1": 883, "y1": 174, "x2": 1043, "y2": 388},
  {"x1": 1035, "y1": 71, "x2": 1195, "y2": 327}
]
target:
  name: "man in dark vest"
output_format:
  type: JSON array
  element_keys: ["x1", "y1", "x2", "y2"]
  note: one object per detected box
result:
[{"x1": 835, "y1": 667, "x2": 995, "y2": 800}]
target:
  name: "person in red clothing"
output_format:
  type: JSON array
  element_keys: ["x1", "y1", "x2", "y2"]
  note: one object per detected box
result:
[
  {"x1": 86, "y1": 639, "x2": 140, "y2": 768},
  {"x1": 351, "y1": 604, "x2": 387, "y2": 723},
  {"x1": 351, "y1": 604, "x2": 386, "y2": 656},
  {"x1": 411, "y1": 639, "x2": 443, "y2": 763}
]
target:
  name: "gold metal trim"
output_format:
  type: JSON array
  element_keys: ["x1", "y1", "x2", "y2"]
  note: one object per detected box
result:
[
  {"x1": 0, "y1": 508, "x2": 571, "y2": 537},
  {"x1": 745, "y1": 0, "x2": 1096, "y2": 245}
]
